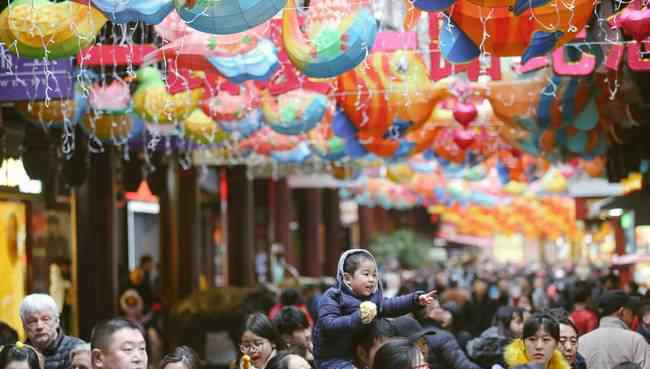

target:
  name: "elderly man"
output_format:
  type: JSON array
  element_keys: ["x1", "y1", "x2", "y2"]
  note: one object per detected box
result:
[
  {"x1": 69, "y1": 344, "x2": 91, "y2": 369},
  {"x1": 90, "y1": 319, "x2": 147, "y2": 369},
  {"x1": 20, "y1": 294, "x2": 85, "y2": 369}
]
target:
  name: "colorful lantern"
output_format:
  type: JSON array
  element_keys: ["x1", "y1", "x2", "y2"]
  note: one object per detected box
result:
[
  {"x1": 207, "y1": 38, "x2": 279, "y2": 83},
  {"x1": 237, "y1": 126, "x2": 303, "y2": 156},
  {"x1": 436, "y1": 0, "x2": 594, "y2": 64},
  {"x1": 82, "y1": 80, "x2": 140, "y2": 143},
  {"x1": 87, "y1": 0, "x2": 173, "y2": 24},
  {"x1": 150, "y1": 13, "x2": 278, "y2": 83},
  {"x1": 182, "y1": 109, "x2": 229, "y2": 144},
  {"x1": 174, "y1": 0, "x2": 286, "y2": 35},
  {"x1": 282, "y1": 0, "x2": 378, "y2": 78},
  {"x1": 609, "y1": 0, "x2": 650, "y2": 42},
  {"x1": 132, "y1": 67, "x2": 204, "y2": 124},
  {"x1": 337, "y1": 50, "x2": 451, "y2": 157},
  {"x1": 0, "y1": 0, "x2": 107, "y2": 59},
  {"x1": 202, "y1": 83, "x2": 262, "y2": 137},
  {"x1": 307, "y1": 108, "x2": 346, "y2": 161},
  {"x1": 14, "y1": 70, "x2": 95, "y2": 128},
  {"x1": 261, "y1": 89, "x2": 328, "y2": 135}
]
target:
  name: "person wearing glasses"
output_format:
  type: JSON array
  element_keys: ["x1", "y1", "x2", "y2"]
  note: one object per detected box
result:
[
  {"x1": 159, "y1": 346, "x2": 200, "y2": 369},
  {"x1": 20, "y1": 294, "x2": 84, "y2": 369},
  {"x1": 68, "y1": 345, "x2": 90, "y2": 369},
  {"x1": 239, "y1": 314, "x2": 286, "y2": 369}
]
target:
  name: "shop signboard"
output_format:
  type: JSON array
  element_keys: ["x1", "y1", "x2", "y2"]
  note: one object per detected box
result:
[
  {"x1": 0, "y1": 48, "x2": 73, "y2": 102},
  {"x1": 622, "y1": 210, "x2": 636, "y2": 255}
]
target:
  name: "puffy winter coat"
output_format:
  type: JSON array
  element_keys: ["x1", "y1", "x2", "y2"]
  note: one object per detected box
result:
[
  {"x1": 313, "y1": 249, "x2": 423, "y2": 365},
  {"x1": 28, "y1": 331, "x2": 85, "y2": 369},
  {"x1": 419, "y1": 321, "x2": 482, "y2": 369},
  {"x1": 504, "y1": 339, "x2": 570, "y2": 369},
  {"x1": 466, "y1": 327, "x2": 511, "y2": 369}
]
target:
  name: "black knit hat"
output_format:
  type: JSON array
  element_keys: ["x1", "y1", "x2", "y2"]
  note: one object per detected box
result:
[{"x1": 598, "y1": 290, "x2": 641, "y2": 316}]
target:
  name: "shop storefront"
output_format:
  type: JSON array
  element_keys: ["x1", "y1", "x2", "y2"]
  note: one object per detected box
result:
[{"x1": 0, "y1": 155, "x2": 76, "y2": 336}]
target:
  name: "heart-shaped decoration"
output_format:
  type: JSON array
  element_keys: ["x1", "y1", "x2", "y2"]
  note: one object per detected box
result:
[
  {"x1": 609, "y1": 4, "x2": 650, "y2": 42},
  {"x1": 618, "y1": 8, "x2": 650, "y2": 42},
  {"x1": 453, "y1": 101, "x2": 478, "y2": 128},
  {"x1": 453, "y1": 129, "x2": 476, "y2": 150}
]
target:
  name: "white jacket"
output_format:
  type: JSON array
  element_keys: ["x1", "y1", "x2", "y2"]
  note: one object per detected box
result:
[{"x1": 578, "y1": 316, "x2": 650, "y2": 369}]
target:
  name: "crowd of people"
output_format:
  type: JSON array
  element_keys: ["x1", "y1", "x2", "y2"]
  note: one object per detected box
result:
[{"x1": 1, "y1": 249, "x2": 650, "y2": 369}]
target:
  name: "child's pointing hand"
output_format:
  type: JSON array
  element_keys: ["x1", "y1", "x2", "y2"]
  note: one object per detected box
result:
[{"x1": 418, "y1": 290, "x2": 438, "y2": 306}]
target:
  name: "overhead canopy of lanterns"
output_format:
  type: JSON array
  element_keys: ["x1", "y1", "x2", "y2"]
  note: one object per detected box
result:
[{"x1": 1, "y1": 0, "x2": 648, "y2": 241}]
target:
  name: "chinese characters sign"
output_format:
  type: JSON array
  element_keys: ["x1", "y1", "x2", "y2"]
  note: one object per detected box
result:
[{"x1": 0, "y1": 47, "x2": 73, "y2": 102}]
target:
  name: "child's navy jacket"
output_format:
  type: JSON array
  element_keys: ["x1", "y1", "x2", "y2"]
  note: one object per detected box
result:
[{"x1": 313, "y1": 249, "x2": 423, "y2": 364}]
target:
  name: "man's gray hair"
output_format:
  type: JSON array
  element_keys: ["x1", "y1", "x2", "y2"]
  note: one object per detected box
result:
[
  {"x1": 70, "y1": 343, "x2": 91, "y2": 360},
  {"x1": 20, "y1": 294, "x2": 59, "y2": 321}
]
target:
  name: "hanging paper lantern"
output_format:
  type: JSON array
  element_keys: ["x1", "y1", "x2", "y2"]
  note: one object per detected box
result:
[
  {"x1": 436, "y1": 0, "x2": 594, "y2": 64},
  {"x1": 541, "y1": 168, "x2": 568, "y2": 193},
  {"x1": 174, "y1": 0, "x2": 286, "y2": 35},
  {"x1": 527, "y1": 75, "x2": 609, "y2": 159},
  {"x1": 150, "y1": 13, "x2": 278, "y2": 83},
  {"x1": 82, "y1": 80, "x2": 140, "y2": 143},
  {"x1": 410, "y1": 0, "x2": 457, "y2": 11},
  {"x1": 237, "y1": 126, "x2": 302, "y2": 156},
  {"x1": 261, "y1": 89, "x2": 328, "y2": 135},
  {"x1": 16, "y1": 100, "x2": 80, "y2": 128},
  {"x1": 608, "y1": 0, "x2": 650, "y2": 42},
  {"x1": 207, "y1": 38, "x2": 279, "y2": 83},
  {"x1": 336, "y1": 51, "x2": 451, "y2": 158},
  {"x1": 202, "y1": 83, "x2": 262, "y2": 137},
  {"x1": 331, "y1": 109, "x2": 368, "y2": 159},
  {"x1": 132, "y1": 67, "x2": 204, "y2": 124},
  {"x1": 181, "y1": 109, "x2": 229, "y2": 144},
  {"x1": 271, "y1": 142, "x2": 312, "y2": 164},
  {"x1": 0, "y1": 0, "x2": 107, "y2": 59},
  {"x1": 282, "y1": 0, "x2": 378, "y2": 78},
  {"x1": 14, "y1": 70, "x2": 95, "y2": 127},
  {"x1": 307, "y1": 108, "x2": 346, "y2": 161},
  {"x1": 387, "y1": 164, "x2": 416, "y2": 184},
  {"x1": 87, "y1": 0, "x2": 173, "y2": 24}
]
